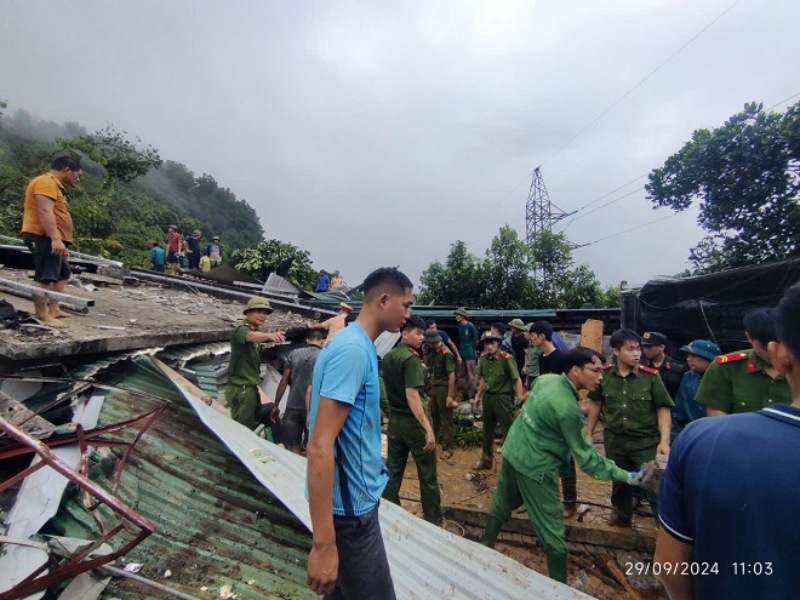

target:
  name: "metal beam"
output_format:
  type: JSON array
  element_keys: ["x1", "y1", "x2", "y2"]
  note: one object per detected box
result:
[
  {"x1": 0, "y1": 236, "x2": 123, "y2": 267},
  {"x1": 128, "y1": 268, "x2": 336, "y2": 318},
  {"x1": 0, "y1": 277, "x2": 94, "y2": 309}
]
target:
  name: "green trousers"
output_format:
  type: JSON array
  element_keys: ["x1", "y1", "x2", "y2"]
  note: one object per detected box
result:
[
  {"x1": 483, "y1": 460, "x2": 568, "y2": 583},
  {"x1": 225, "y1": 384, "x2": 260, "y2": 430},
  {"x1": 382, "y1": 412, "x2": 442, "y2": 525},
  {"x1": 481, "y1": 392, "x2": 515, "y2": 466},
  {"x1": 429, "y1": 385, "x2": 454, "y2": 450},
  {"x1": 604, "y1": 430, "x2": 658, "y2": 524}
]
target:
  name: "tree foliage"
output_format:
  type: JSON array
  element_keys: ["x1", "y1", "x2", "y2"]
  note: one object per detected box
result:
[
  {"x1": 230, "y1": 239, "x2": 317, "y2": 289},
  {"x1": 0, "y1": 104, "x2": 265, "y2": 266},
  {"x1": 646, "y1": 101, "x2": 800, "y2": 272},
  {"x1": 418, "y1": 226, "x2": 606, "y2": 309}
]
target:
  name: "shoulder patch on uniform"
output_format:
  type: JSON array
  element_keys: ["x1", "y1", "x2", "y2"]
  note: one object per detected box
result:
[
  {"x1": 715, "y1": 352, "x2": 748, "y2": 364},
  {"x1": 500, "y1": 352, "x2": 511, "y2": 359},
  {"x1": 602, "y1": 364, "x2": 613, "y2": 370},
  {"x1": 638, "y1": 365, "x2": 659, "y2": 375}
]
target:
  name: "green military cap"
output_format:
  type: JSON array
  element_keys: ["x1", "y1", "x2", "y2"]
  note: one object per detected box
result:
[
  {"x1": 243, "y1": 297, "x2": 272, "y2": 314},
  {"x1": 423, "y1": 330, "x2": 442, "y2": 344},
  {"x1": 508, "y1": 318, "x2": 526, "y2": 331},
  {"x1": 479, "y1": 330, "x2": 503, "y2": 345}
]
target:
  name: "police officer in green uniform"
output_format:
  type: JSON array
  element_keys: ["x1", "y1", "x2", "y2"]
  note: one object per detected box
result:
[
  {"x1": 696, "y1": 308, "x2": 791, "y2": 416},
  {"x1": 225, "y1": 297, "x2": 286, "y2": 429},
  {"x1": 483, "y1": 347, "x2": 648, "y2": 583},
  {"x1": 586, "y1": 330, "x2": 673, "y2": 526},
  {"x1": 641, "y1": 331, "x2": 686, "y2": 399},
  {"x1": 473, "y1": 331, "x2": 527, "y2": 471},
  {"x1": 382, "y1": 316, "x2": 441, "y2": 525},
  {"x1": 424, "y1": 329, "x2": 457, "y2": 460}
]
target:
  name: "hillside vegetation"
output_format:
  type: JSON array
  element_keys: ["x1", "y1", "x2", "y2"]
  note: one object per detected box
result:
[{"x1": 0, "y1": 102, "x2": 264, "y2": 266}]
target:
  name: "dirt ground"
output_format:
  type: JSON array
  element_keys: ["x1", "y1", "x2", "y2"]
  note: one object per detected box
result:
[{"x1": 396, "y1": 440, "x2": 666, "y2": 599}]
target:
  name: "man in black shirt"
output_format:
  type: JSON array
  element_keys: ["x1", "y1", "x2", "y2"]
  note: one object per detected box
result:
[
  {"x1": 529, "y1": 321, "x2": 564, "y2": 376},
  {"x1": 641, "y1": 331, "x2": 685, "y2": 399},
  {"x1": 508, "y1": 319, "x2": 530, "y2": 374}
]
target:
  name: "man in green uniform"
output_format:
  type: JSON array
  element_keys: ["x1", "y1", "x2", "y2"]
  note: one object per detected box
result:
[
  {"x1": 483, "y1": 347, "x2": 647, "y2": 583},
  {"x1": 455, "y1": 307, "x2": 480, "y2": 400},
  {"x1": 473, "y1": 331, "x2": 526, "y2": 471},
  {"x1": 225, "y1": 297, "x2": 287, "y2": 429},
  {"x1": 586, "y1": 329, "x2": 673, "y2": 527},
  {"x1": 696, "y1": 308, "x2": 791, "y2": 415},
  {"x1": 424, "y1": 329, "x2": 457, "y2": 460},
  {"x1": 382, "y1": 316, "x2": 441, "y2": 525}
]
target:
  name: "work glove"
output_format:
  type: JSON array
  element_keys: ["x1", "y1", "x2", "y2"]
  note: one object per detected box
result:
[{"x1": 626, "y1": 461, "x2": 663, "y2": 495}]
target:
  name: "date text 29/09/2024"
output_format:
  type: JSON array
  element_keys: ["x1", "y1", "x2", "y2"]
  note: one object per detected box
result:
[{"x1": 625, "y1": 562, "x2": 775, "y2": 577}]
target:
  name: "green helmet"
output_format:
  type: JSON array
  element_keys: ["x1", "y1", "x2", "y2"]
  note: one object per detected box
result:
[{"x1": 243, "y1": 297, "x2": 272, "y2": 315}]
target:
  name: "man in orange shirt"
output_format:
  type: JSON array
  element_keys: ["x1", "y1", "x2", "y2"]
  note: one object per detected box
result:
[
  {"x1": 20, "y1": 156, "x2": 82, "y2": 328},
  {"x1": 310, "y1": 302, "x2": 353, "y2": 342}
]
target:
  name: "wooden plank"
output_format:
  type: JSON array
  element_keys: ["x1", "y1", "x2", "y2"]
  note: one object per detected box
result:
[{"x1": 580, "y1": 319, "x2": 604, "y2": 353}]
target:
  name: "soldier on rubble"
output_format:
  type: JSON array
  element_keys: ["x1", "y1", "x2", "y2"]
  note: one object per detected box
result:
[
  {"x1": 641, "y1": 331, "x2": 686, "y2": 399},
  {"x1": 483, "y1": 347, "x2": 653, "y2": 583},
  {"x1": 472, "y1": 330, "x2": 527, "y2": 472},
  {"x1": 225, "y1": 297, "x2": 286, "y2": 430},
  {"x1": 695, "y1": 308, "x2": 791, "y2": 416},
  {"x1": 586, "y1": 330, "x2": 673, "y2": 527},
  {"x1": 382, "y1": 316, "x2": 441, "y2": 525}
]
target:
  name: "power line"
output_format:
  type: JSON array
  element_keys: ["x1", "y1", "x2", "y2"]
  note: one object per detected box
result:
[
  {"x1": 581, "y1": 211, "x2": 679, "y2": 246},
  {"x1": 562, "y1": 185, "x2": 646, "y2": 231},
  {"x1": 768, "y1": 90, "x2": 800, "y2": 112},
  {"x1": 538, "y1": 0, "x2": 744, "y2": 169}
]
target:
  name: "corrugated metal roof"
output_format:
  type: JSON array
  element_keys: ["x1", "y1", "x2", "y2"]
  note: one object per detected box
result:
[
  {"x1": 55, "y1": 359, "x2": 315, "y2": 600},
  {"x1": 157, "y1": 357, "x2": 593, "y2": 600}
]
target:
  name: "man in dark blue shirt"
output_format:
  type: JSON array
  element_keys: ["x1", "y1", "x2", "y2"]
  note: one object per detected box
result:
[
  {"x1": 655, "y1": 286, "x2": 800, "y2": 599},
  {"x1": 186, "y1": 230, "x2": 202, "y2": 270}
]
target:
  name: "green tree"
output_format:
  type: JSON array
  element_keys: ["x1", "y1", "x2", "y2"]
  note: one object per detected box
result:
[
  {"x1": 561, "y1": 264, "x2": 605, "y2": 308},
  {"x1": 480, "y1": 225, "x2": 535, "y2": 309},
  {"x1": 230, "y1": 239, "x2": 316, "y2": 289},
  {"x1": 603, "y1": 285, "x2": 622, "y2": 308},
  {"x1": 646, "y1": 101, "x2": 800, "y2": 273},
  {"x1": 418, "y1": 240, "x2": 485, "y2": 306},
  {"x1": 530, "y1": 231, "x2": 573, "y2": 306}
]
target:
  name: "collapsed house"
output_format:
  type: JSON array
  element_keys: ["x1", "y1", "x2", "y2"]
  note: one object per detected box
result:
[{"x1": 0, "y1": 246, "x2": 605, "y2": 599}]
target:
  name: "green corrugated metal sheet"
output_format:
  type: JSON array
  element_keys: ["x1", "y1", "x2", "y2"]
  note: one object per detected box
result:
[{"x1": 57, "y1": 359, "x2": 314, "y2": 600}]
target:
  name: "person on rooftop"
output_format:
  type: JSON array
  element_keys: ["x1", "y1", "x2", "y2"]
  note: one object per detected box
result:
[
  {"x1": 20, "y1": 155, "x2": 82, "y2": 328},
  {"x1": 225, "y1": 297, "x2": 286, "y2": 430},
  {"x1": 309, "y1": 302, "x2": 353, "y2": 342},
  {"x1": 206, "y1": 235, "x2": 223, "y2": 268}
]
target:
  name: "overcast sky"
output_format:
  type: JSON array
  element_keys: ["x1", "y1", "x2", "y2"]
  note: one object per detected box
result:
[{"x1": 2, "y1": 1, "x2": 799, "y2": 290}]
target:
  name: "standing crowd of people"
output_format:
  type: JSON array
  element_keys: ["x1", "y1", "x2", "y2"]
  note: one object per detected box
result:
[
  {"x1": 222, "y1": 265, "x2": 799, "y2": 599},
  {"x1": 151, "y1": 226, "x2": 223, "y2": 274}
]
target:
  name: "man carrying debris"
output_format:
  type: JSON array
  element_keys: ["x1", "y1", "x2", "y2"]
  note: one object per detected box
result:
[
  {"x1": 695, "y1": 308, "x2": 791, "y2": 416},
  {"x1": 309, "y1": 302, "x2": 352, "y2": 342},
  {"x1": 641, "y1": 331, "x2": 686, "y2": 399},
  {"x1": 586, "y1": 330, "x2": 673, "y2": 527},
  {"x1": 654, "y1": 287, "x2": 800, "y2": 598},
  {"x1": 473, "y1": 330, "x2": 526, "y2": 471},
  {"x1": 306, "y1": 267, "x2": 413, "y2": 599},
  {"x1": 454, "y1": 307, "x2": 479, "y2": 401},
  {"x1": 382, "y1": 316, "x2": 441, "y2": 525},
  {"x1": 424, "y1": 328, "x2": 458, "y2": 459},
  {"x1": 225, "y1": 297, "x2": 286, "y2": 430},
  {"x1": 271, "y1": 329, "x2": 325, "y2": 454},
  {"x1": 20, "y1": 156, "x2": 82, "y2": 328},
  {"x1": 483, "y1": 347, "x2": 651, "y2": 583}
]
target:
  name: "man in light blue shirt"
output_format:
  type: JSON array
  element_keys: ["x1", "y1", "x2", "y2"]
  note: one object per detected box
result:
[{"x1": 306, "y1": 267, "x2": 414, "y2": 599}]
